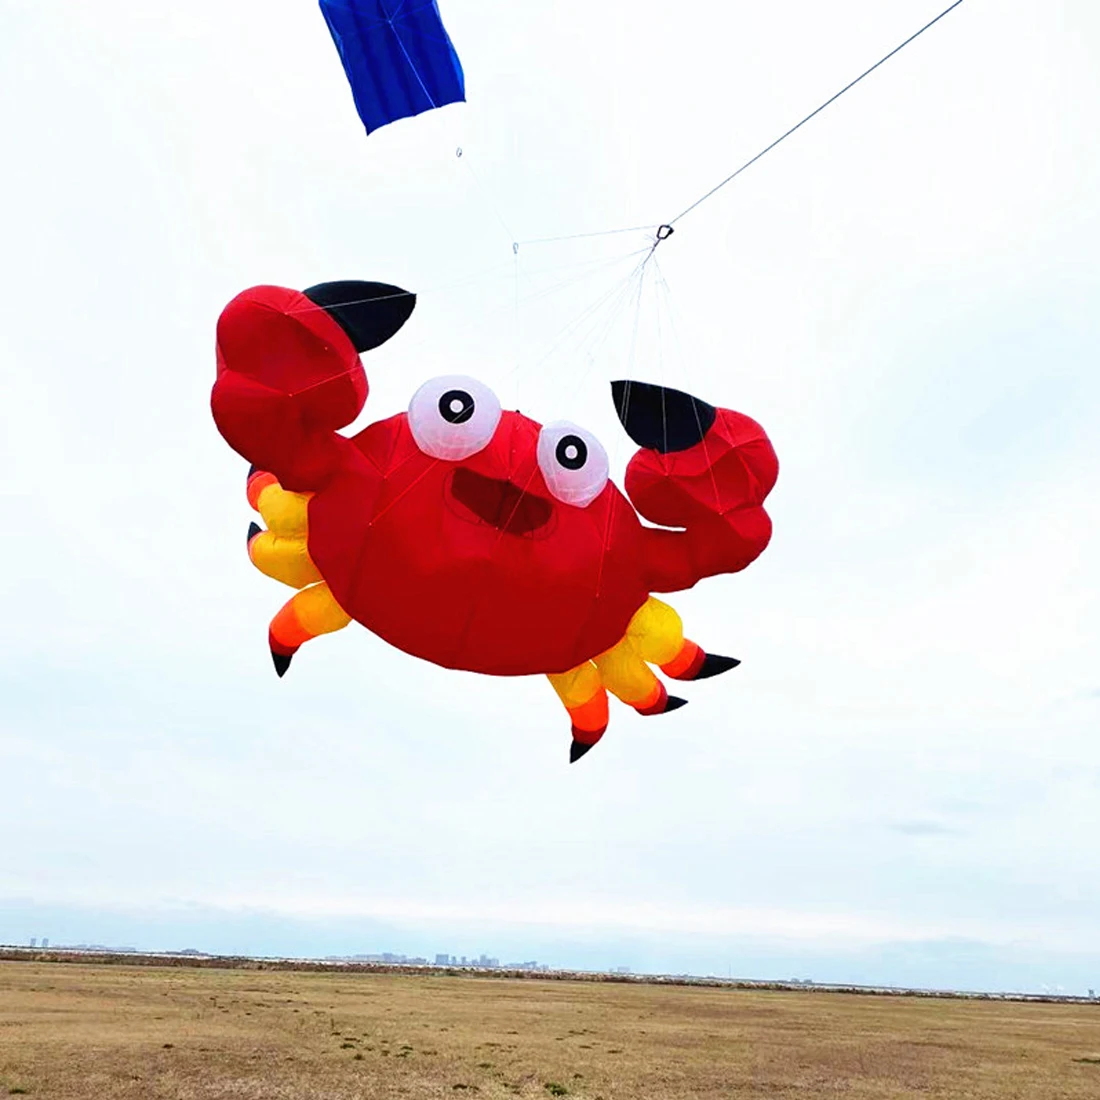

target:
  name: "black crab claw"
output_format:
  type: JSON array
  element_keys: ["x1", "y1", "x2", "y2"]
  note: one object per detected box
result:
[
  {"x1": 302, "y1": 280, "x2": 416, "y2": 353},
  {"x1": 610, "y1": 380, "x2": 716, "y2": 454},
  {"x1": 569, "y1": 740, "x2": 595, "y2": 764},
  {"x1": 247, "y1": 521, "x2": 262, "y2": 545},
  {"x1": 272, "y1": 650, "x2": 293, "y2": 678},
  {"x1": 696, "y1": 654, "x2": 740, "y2": 679},
  {"x1": 680, "y1": 654, "x2": 741, "y2": 681}
]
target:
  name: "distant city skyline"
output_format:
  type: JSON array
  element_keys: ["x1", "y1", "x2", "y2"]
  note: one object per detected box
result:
[
  {"x1": 16, "y1": 938, "x2": 568, "y2": 975},
  {"x1": 8, "y1": 920, "x2": 1096, "y2": 1002},
  {"x1": 7, "y1": 938, "x2": 1098, "y2": 1004}
]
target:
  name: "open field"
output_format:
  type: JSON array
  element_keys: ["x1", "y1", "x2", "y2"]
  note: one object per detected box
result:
[{"x1": 1, "y1": 960, "x2": 1098, "y2": 1099}]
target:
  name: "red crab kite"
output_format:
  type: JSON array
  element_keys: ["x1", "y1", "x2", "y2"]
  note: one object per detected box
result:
[{"x1": 211, "y1": 280, "x2": 778, "y2": 761}]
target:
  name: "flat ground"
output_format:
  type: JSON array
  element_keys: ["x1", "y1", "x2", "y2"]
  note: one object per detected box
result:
[{"x1": 1, "y1": 962, "x2": 1098, "y2": 1099}]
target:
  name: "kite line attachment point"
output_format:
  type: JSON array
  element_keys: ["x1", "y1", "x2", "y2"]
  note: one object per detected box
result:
[{"x1": 656, "y1": 224, "x2": 675, "y2": 242}]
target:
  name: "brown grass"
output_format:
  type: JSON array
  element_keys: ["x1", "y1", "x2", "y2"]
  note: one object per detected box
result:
[{"x1": 1, "y1": 960, "x2": 1097, "y2": 1099}]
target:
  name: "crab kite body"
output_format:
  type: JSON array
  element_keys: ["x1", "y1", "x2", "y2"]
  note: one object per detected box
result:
[{"x1": 212, "y1": 281, "x2": 778, "y2": 761}]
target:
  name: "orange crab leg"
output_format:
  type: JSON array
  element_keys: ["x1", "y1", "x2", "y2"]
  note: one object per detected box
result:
[
  {"x1": 268, "y1": 582, "x2": 352, "y2": 677},
  {"x1": 246, "y1": 467, "x2": 279, "y2": 512},
  {"x1": 547, "y1": 662, "x2": 609, "y2": 763}
]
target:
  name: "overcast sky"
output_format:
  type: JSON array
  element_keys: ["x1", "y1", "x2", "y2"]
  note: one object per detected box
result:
[{"x1": 2, "y1": 0, "x2": 1098, "y2": 994}]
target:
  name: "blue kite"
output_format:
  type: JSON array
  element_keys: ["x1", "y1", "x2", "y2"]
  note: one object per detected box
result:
[{"x1": 319, "y1": 0, "x2": 466, "y2": 134}]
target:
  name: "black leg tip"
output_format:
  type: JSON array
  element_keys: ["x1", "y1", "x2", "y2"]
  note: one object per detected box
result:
[
  {"x1": 272, "y1": 651, "x2": 293, "y2": 678},
  {"x1": 247, "y1": 521, "x2": 262, "y2": 545},
  {"x1": 695, "y1": 654, "x2": 741, "y2": 680},
  {"x1": 570, "y1": 740, "x2": 596, "y2": 763},
  {"x1": 610, "y1": 380, "x2": 717, "y2": 454},
  {"x1": 665, "y1": 696, "x2": 689, "y2": 712}
]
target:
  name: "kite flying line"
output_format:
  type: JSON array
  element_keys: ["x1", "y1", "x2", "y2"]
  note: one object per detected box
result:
[
  {"x1": 521, "y1": 0, "x2": 968, "y2": 253},
  {"x1": 666, "y1": 0, "x2": 967, "y2": 227},
  {"x1": 295, "y1": 0, "x2": 972, "y2": 396}
]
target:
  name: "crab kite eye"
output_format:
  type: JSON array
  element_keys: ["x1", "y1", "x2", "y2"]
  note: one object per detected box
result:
[
  {"x1": 537, "y1": 421, "x2": 609, "y2": 508},
  {"x1": 408, "y1": 375, "x2": 502, "y2": 460}
]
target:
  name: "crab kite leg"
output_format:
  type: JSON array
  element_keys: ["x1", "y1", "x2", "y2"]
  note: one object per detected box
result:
[{"x1": 548, "y1": 597, "x2": 743, "y2": 763}]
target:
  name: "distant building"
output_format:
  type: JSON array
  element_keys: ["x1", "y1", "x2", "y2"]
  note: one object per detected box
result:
[
  {"x1": 435, "y1": 954, "x2": 451, "y2": 966},
  {"x1": 41, "y1": 938, "x2": 49, "y2": 948},
  {"x1": 29, "y1": 938, "x2": 37, "y2": 948}
]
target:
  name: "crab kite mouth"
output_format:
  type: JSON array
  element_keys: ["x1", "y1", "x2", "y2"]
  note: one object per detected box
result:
[{"x1": 449, "y1": 467, "x2": 553, "y2": 536}]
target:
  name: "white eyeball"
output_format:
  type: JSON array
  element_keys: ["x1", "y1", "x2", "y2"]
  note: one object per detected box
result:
[
  {"x1": 537, "y1": 421, "x2": 609, "y2": 508},
  {"x1": 407, "y1": 375, "x2": 502, "y2": 460}
]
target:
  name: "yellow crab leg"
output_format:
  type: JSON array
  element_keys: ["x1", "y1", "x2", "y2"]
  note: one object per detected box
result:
[
  {"x1": 594, "y1": 634, "x2": 684, "y2": 717},
  {"x1": 588, "y1": 597, "x2": 686, "y2": 716},
  {"x1": 547, "y1": 662, "x2": 609, "y2": 762},
  {"x1": 247, "y1": 529, "x2": 322, "y2": 590},
  {"x1": 248, "y1": 469, "x2": 309, "y2": 532},
  {"x1": 628, "y1": 596, "x2": 740, "y2": 682},
  {"x1": 246, "y1": 469, "x2": 322, "y2": 590}
]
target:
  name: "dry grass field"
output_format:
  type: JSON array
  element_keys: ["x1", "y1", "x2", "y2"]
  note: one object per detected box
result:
[{"x1": 1, "y1": 961, "x2": 1098, "y2": 1099}]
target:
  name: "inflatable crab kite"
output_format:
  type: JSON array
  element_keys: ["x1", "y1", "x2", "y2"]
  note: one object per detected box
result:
[{"x1": 211, "y1": 280, "x2": 778, "y2": 761}]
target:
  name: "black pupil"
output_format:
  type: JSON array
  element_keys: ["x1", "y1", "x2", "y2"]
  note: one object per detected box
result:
[
  {"x1": 556, "y1": 434, "x2": 587, "y2": 471},
  {"x1": 439, "y1": 389, "x2": 475, "y2": 425}
]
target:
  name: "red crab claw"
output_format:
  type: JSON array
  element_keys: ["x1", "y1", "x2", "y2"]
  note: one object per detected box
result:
[
  {"x1": 212, "y1": 281, "x2": 416, "y2": 493},
  {"x1": 612, "y1": 380, "x2": 778, "y2": 592}
]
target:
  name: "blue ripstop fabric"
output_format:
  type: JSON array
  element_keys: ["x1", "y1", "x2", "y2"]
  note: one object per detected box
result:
[{"x1": 319, "y1": 0, "x2": 465, "y2": 134}]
